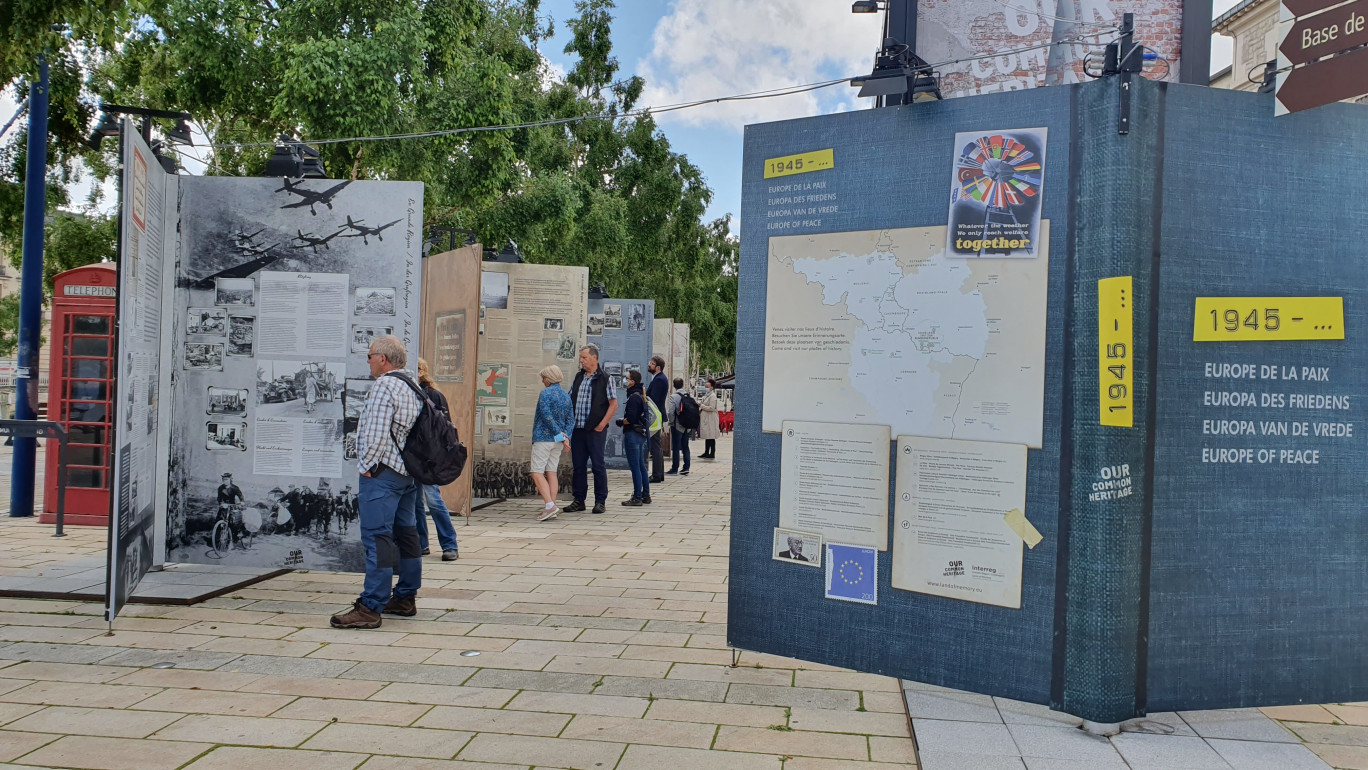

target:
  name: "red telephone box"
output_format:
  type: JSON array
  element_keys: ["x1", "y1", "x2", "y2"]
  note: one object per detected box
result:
[{"x1": 42, "y1": 264, "x2": 117, "y2": 526}]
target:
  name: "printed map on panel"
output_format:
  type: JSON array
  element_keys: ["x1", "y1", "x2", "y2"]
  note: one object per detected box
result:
[{"x1": 763, "y1": 223, "x2": 1048, "y2": 447}]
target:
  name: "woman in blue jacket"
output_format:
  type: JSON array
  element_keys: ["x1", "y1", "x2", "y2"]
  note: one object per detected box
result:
[{"x1": 531, "y1": 365, "x2": 574, "y2": 521}]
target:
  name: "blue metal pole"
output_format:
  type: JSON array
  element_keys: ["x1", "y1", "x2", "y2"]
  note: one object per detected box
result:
[{"x1": 11, "y1": 56, "x2": 49, "y2": 517}]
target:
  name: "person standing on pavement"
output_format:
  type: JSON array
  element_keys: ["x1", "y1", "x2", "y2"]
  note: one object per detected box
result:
[
  {"x1": 331, "y1": 335, "x2": 423, "y2": 630},
  {"x1": 616, "y1": 369, "x2": 652, "y2": 506},
  {"x1": 567, "y1": 344, "x2": 617, "y2": 514},
  {"x1": 698, "y1": 379, "x2": 720, "y2": 459},
  {"x1": 646, "y1": 356, "x2": 669, "y2": 483},
  {"x1": 665, "y1": 377, "x2": 691, "y2": 476},
  {"x1": 531, "y1": 364, "x2": 574, "y2": 521},
  {"x1": 413, "y1": 357, "x2": 459, "y2": 561}
]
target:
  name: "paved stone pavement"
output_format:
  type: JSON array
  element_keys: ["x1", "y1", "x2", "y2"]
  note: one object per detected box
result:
[
  {"x1": 0, "y1": 435, "x2": 1364, "y2": 768},
  {"x1": 0, "y1": 436, "x2": 920, "y2": 769}
]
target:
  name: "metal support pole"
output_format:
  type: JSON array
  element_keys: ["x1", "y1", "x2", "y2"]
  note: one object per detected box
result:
[{"x1": 11, "y1": 56, "x2": 49, "y2": 518}]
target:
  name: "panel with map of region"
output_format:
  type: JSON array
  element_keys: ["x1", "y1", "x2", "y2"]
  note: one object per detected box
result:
[{"x1": 763, "y1": 222, "x2": 1049, "y2": 447}]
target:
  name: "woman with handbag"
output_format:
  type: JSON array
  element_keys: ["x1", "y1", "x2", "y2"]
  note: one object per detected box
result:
[{"x1": 616, "y1": 369, "x2": 652, "y2": 506}]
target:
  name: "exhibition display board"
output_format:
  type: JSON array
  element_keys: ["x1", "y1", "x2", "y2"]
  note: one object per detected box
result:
[
  {"x1": 109, "y1": 157, "x2": 422, "y2": 589},
  {"x1": 587, "y1": 297, "x2": 655, "y2": 469},
  {"x1": 473, "y1": 262, "x2": 588, "y2": 499},
  {"x1": 108, "y1": 121, "x2": 172, "y2": 619},
  {"x1": 732, "y1": 77, "x2": 1368, "y2": 723},
  {"x1": 421, "y1": 245, "x2": 481, "y2": 515},
  {"x1": 670, "y1": 322, "x2": 690, "y2": 385}
]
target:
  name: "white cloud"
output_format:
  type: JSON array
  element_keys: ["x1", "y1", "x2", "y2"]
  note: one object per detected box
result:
[{"x1": 637, "y1": 0, "x2": 884, "y2": 130}]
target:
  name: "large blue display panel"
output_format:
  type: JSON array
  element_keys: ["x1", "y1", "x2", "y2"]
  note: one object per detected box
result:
[
  {"x1": 733, "y1": 76, "x2": 1368, "y2": 722},
  {"x1": 1148, "y1": 85, "x2": 1368, "y2": 710},
  {"x1": 731, "y1": 86, "x2": 1075, "y2": 707}
]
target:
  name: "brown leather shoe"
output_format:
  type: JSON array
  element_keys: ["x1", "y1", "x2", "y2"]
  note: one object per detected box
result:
[
  {"x1": 330, "y1": 600, "x2": 382, "y2": 629},
  {"x1": 383, "y1": 594, "x2": 417, "y2": 616}
]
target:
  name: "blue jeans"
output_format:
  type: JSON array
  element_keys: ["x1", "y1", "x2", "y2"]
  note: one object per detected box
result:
[
  {"x1": 415, "y1": 485, "x2": 458, "y2": 553},
  {"x1": 670, "y1": 427, "x2": 691, "y2": 472},
  {"x1": 357, "y1": 467, "x2": 421, "y2": 613},
  {"x1": 570, "y1": 426, "x2": 608, "y2": 505},
  {"x1": 624, "y1": 430, "x2": 650, "y2": 499}
]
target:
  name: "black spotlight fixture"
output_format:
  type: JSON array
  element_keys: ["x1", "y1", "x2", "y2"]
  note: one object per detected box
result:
[
  {"x1": 166, "y1": 118, "x2": 194, "y2": 146},
  {"x1": 265, "y1": 134, "x2": 328, "y2": 179},
  {"x1": 86, "y1": 112, "x2": 121, "y2": 151}
]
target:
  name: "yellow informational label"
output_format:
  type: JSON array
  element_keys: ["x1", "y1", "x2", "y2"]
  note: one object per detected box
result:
[
  {"x1": 763, "y1": 149, "x2": 835, "y2": 179},
  {"x1": 1192, "y1": 297, "x2": 1344, "y2": 342},
  {"x1": 1099, "y1": 277, "x2": 1134, "y2": 428}
]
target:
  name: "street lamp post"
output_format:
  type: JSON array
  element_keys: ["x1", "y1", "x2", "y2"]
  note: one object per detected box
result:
[{"x1": 10, "y1": 56, "x2": 50, "y2": 517}]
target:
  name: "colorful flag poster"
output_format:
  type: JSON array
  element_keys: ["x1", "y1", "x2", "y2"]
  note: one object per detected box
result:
[
  {"x1": 946, "y1": 128, "x2": 1047, "y2": 258},
  {"x1": 825, "y1": 543, "x2": 878, "y2": 605}
]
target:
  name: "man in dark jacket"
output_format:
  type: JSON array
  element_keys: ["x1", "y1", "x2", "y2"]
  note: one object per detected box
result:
[
  {"x1": 646, "y1": 355, "x2": 669, "y2": 483},
  {"x1": 567, "y1": 344, "x2": 618, "y2": 514}
]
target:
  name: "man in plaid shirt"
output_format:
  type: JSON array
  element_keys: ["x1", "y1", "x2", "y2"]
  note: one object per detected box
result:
[{"x1": 331, "y1": 335, "x2": 424, "y2": 630}]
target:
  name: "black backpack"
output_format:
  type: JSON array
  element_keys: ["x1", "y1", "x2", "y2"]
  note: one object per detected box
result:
[
  {"x1": 677, "y1": 393, "x2": 701, "y2": 430},
  {"x1": 384, "y1": 372, "x2": 467, "y2": 485}
]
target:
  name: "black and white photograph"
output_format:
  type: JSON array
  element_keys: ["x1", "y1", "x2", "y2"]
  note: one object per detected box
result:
[
  {"x1": 207, "y1": 386, "x2": 249, "y2": 416},
  {"x1": 184, "y1": 343, "x2": 225, "y2": 371},
  {"x1": 353, "y1": 287, "x2": 396, "y2": 316},
  {"x1": 481, "y1": 270, "x2": 509, "y2": 310},
  {"x1": 485, "y1": 406, "x2": 510, "y2": 428},
  {"x1": 187, "y1": 308, "x2": 228, "y2": 336},
  {"x1": 163, "y1": 173, "x2": 422, "y2": 575},
  {"x1": 602, "y1": 361, "x2": 624, "y2": 376},
  {"x1": 342, "y1": 378, "x2": 375, "y2": 461},
  {"x1": 773, "y1": 528, "x2": 822, "y2": 567},
  {"x1": 556, "y1": 333, "x2": 577, "y2": 361},
  {"x1": 215, "y1": 277, "x2": 256, "y2": 306},
  {"x1": 488, "y1": 428, "x2": 512, "y2": 445},
  {"x1": 544, "y1": 317, "x2": 564, "y2": 331},
  {"x1": 603, "y1": 303, "x2": 622, "y2": 329},
  {"x1": 255, "y1": 360, "x2": 345, "y2": 419},
  {"x1": 351, "y1": 324, "x2": 394, "y2": 353},
  {"x1": 587, "y1": 314, "x2": 604, "y2": 336},
  {"x1": 627, "y1": 302, "x2": 648, "y2": 332},
  {"x1": 228, "y1": 315, "x2": 255, "y2": 356},
  {"x1": 206, "y1": 421, "x2": 247, "y2": 451}
]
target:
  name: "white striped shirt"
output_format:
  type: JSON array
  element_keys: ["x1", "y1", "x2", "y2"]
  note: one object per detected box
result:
[{"x1": 356, "y1": 371, "x2": 422, "y2": 476}]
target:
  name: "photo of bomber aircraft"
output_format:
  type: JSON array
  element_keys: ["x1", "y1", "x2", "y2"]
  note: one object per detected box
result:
[
  {"x1": 341, "y1": 216, "x2": 401, "y2": 245},
  {"x1": 291, "y1": 228, "x2": 345, "y2": 253},
  {"x1": 276, "y1": 179, "x2": 350, "y2": 216}
]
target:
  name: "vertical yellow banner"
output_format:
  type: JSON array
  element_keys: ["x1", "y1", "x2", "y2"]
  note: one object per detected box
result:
[{"x1": 1098, "y1": 277, "x2": 1134, "y2": 427}]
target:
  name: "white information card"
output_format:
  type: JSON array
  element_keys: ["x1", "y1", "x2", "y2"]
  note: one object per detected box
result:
[
  {"x1": 891, "y1": 435, "x2": 1028, "y2": 609},
  {"x1": 779, "y1": 420, "x2": 890, "y2": 551}
]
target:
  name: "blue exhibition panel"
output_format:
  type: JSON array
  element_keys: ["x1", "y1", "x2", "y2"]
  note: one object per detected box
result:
[
  {"x1": 732, "y1": 85, "x2": 1075, "y2": 707},
  {"x1": 1147, "y1": 84, "x2": 1368, "y2": 710},
  {"x1": 733, "y1": 75, "x2": 1368, "y2": 722}
]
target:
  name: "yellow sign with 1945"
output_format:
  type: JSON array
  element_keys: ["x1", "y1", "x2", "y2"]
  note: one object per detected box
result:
[
  {"x1": 1192, "y1": 297, "x2": 1344, "y2": 342},
  {"x1": 763, "y1": 149, "x2": 835, "y2": 179},
  {"x1": 1098, "y1": 277, "x2": 1134, "y2": 427}
]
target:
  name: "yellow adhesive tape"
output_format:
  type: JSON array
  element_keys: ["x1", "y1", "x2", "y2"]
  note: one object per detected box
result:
[{"x1": 1004, "y1": 508, "x2": 1043, "y2": 549}]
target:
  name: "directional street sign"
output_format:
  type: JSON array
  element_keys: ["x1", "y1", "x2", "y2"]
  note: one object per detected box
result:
[
  {"x1": 1282, "y1": 0, "x2": 1354, "y2": 17},
  {"x1": 1276, "y1": 44, "x2": 1368, "y2": 114},
  {"x1": 1279, "y1": 0, "x2": 1368, "y2": 65}
]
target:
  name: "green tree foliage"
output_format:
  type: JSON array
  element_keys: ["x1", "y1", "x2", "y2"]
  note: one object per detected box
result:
[{"x1": 2, "y1": 0, "x2": 737, "y2": 371}]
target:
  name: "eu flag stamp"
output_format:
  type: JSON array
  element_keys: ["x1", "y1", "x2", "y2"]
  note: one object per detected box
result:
[{"x1": 825, "y1": 543, "x2": 877, "y2": 605}]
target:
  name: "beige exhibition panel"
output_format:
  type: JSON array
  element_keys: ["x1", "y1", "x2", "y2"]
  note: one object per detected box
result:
[
  {"x1": 473, "y1": 262, "x2": 589, "y2": 499},
  {"x1": 421, "y1": 245, "x2": 481, "y2": 515}
]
